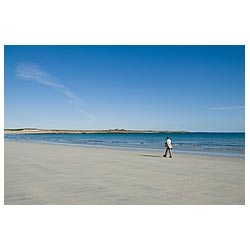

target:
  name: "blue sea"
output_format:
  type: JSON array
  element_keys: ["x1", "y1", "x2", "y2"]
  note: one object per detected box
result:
[{"x1": 4, "y1": 132, "x2": 245, "y2": 157}]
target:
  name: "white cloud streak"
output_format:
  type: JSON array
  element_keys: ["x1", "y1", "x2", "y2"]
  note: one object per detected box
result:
[
  {"x1": 16, "y1": 63, "x2": 94, "y2": 119},
  {"x1": 209, "y1": 105, "x2": 245, "y2": 111}
]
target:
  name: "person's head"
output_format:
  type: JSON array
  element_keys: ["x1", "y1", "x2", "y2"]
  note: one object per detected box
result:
[{"x1": 167, "y1": 137, "x2": 169, "y2": 139}]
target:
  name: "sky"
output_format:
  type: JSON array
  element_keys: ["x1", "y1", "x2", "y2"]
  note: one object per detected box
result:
[{"x1": 4, "y1": 45, "x2": 245, "y2": 132}]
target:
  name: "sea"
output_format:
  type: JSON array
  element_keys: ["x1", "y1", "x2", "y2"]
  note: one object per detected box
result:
[{"x1": 4, "y1": 132, "x2": 245, "y2": 158}]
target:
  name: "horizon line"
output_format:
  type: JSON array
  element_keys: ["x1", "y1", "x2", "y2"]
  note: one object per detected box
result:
[{"x1": 4, "y1": 128, "x2": 245, "y2": 133}]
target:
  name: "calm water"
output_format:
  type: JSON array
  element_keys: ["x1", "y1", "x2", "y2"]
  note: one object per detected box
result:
[{"x1": 5, "y1": 132, "x2": 245, "y2": 157}]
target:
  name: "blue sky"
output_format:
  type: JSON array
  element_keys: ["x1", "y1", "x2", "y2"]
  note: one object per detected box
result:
[{"x1": 4, "y1": 45, "x2": 245, "y2": 132}]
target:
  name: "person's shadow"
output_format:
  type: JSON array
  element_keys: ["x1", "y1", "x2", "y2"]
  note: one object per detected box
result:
[{"x1": 139, "y1": 154, "x2": 162, "y2": 158}]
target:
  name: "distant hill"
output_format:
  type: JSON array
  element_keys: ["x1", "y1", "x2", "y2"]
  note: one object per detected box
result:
[{"x1": 4, "y1": 128, "x2": 188, "y2": 134}]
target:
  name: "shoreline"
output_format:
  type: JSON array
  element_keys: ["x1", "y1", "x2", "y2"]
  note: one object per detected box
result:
[
  {"x1": 5, "y1": 141, "x2": 245, "y2": 205},
  {"x1": 4, "y1": 139, "x2": 244, "y2": 158}
]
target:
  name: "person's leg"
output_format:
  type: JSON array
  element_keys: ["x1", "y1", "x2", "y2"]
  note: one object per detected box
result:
[
  {"x1": 166, "y1": 148, "x2": 169, "y2": 157},
  {"x1": 163, "y1": 148, "x2": 167, "y2": 157},
  {"x1": 169, "y1": 148, "x2": 172, "y2": 158}
]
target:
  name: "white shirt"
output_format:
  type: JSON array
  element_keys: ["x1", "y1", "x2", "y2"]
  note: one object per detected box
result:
[{"x1": 167, "y1": 138, "x2": 171, "y2": 145}]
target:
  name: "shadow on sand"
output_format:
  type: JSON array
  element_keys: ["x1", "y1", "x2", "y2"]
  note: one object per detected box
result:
[{"x1": 139, "y1": 154, "x2": 162, "y2": 158}]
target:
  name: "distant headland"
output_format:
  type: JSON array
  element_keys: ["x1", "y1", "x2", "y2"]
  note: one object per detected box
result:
[{"x1": 4, "y1": 128, "x2": 188, "y2": 134}]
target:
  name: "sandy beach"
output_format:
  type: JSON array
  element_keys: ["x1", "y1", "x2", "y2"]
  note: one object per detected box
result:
[{"x1": 4, "y1": 141, "x2": 245, "y2": 205}]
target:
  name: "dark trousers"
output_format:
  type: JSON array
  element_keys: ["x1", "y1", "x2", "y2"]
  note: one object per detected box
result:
[{"x1": 164, "y1": 147, "x2": 173, "y2": 158}]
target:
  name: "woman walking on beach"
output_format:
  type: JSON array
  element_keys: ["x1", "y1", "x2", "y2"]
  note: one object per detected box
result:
[{"x1": 163, "y1": 137, "x2": 173, "y2": 158}]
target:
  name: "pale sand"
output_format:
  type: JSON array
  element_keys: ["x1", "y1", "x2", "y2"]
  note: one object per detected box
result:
[{"x1": 4, "y1": 141, "x2": 245, "y2": 205}]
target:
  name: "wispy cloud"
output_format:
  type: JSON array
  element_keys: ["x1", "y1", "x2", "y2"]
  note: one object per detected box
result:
[
  {"x1": 209, "y1": 105, "x2": 245, "y2": 111},
  {"x1": 16, "y1": 63, "x2": 94, "y2": 119}
]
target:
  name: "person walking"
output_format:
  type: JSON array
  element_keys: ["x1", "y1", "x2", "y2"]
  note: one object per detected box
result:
[{"x1": 163, "y1": 137, "x2": 173, "y2": 158}]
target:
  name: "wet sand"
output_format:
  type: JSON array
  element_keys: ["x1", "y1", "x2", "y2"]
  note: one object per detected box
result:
[{"x1": 4, "y1": 141, "x2": 245, "y2": 205}]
